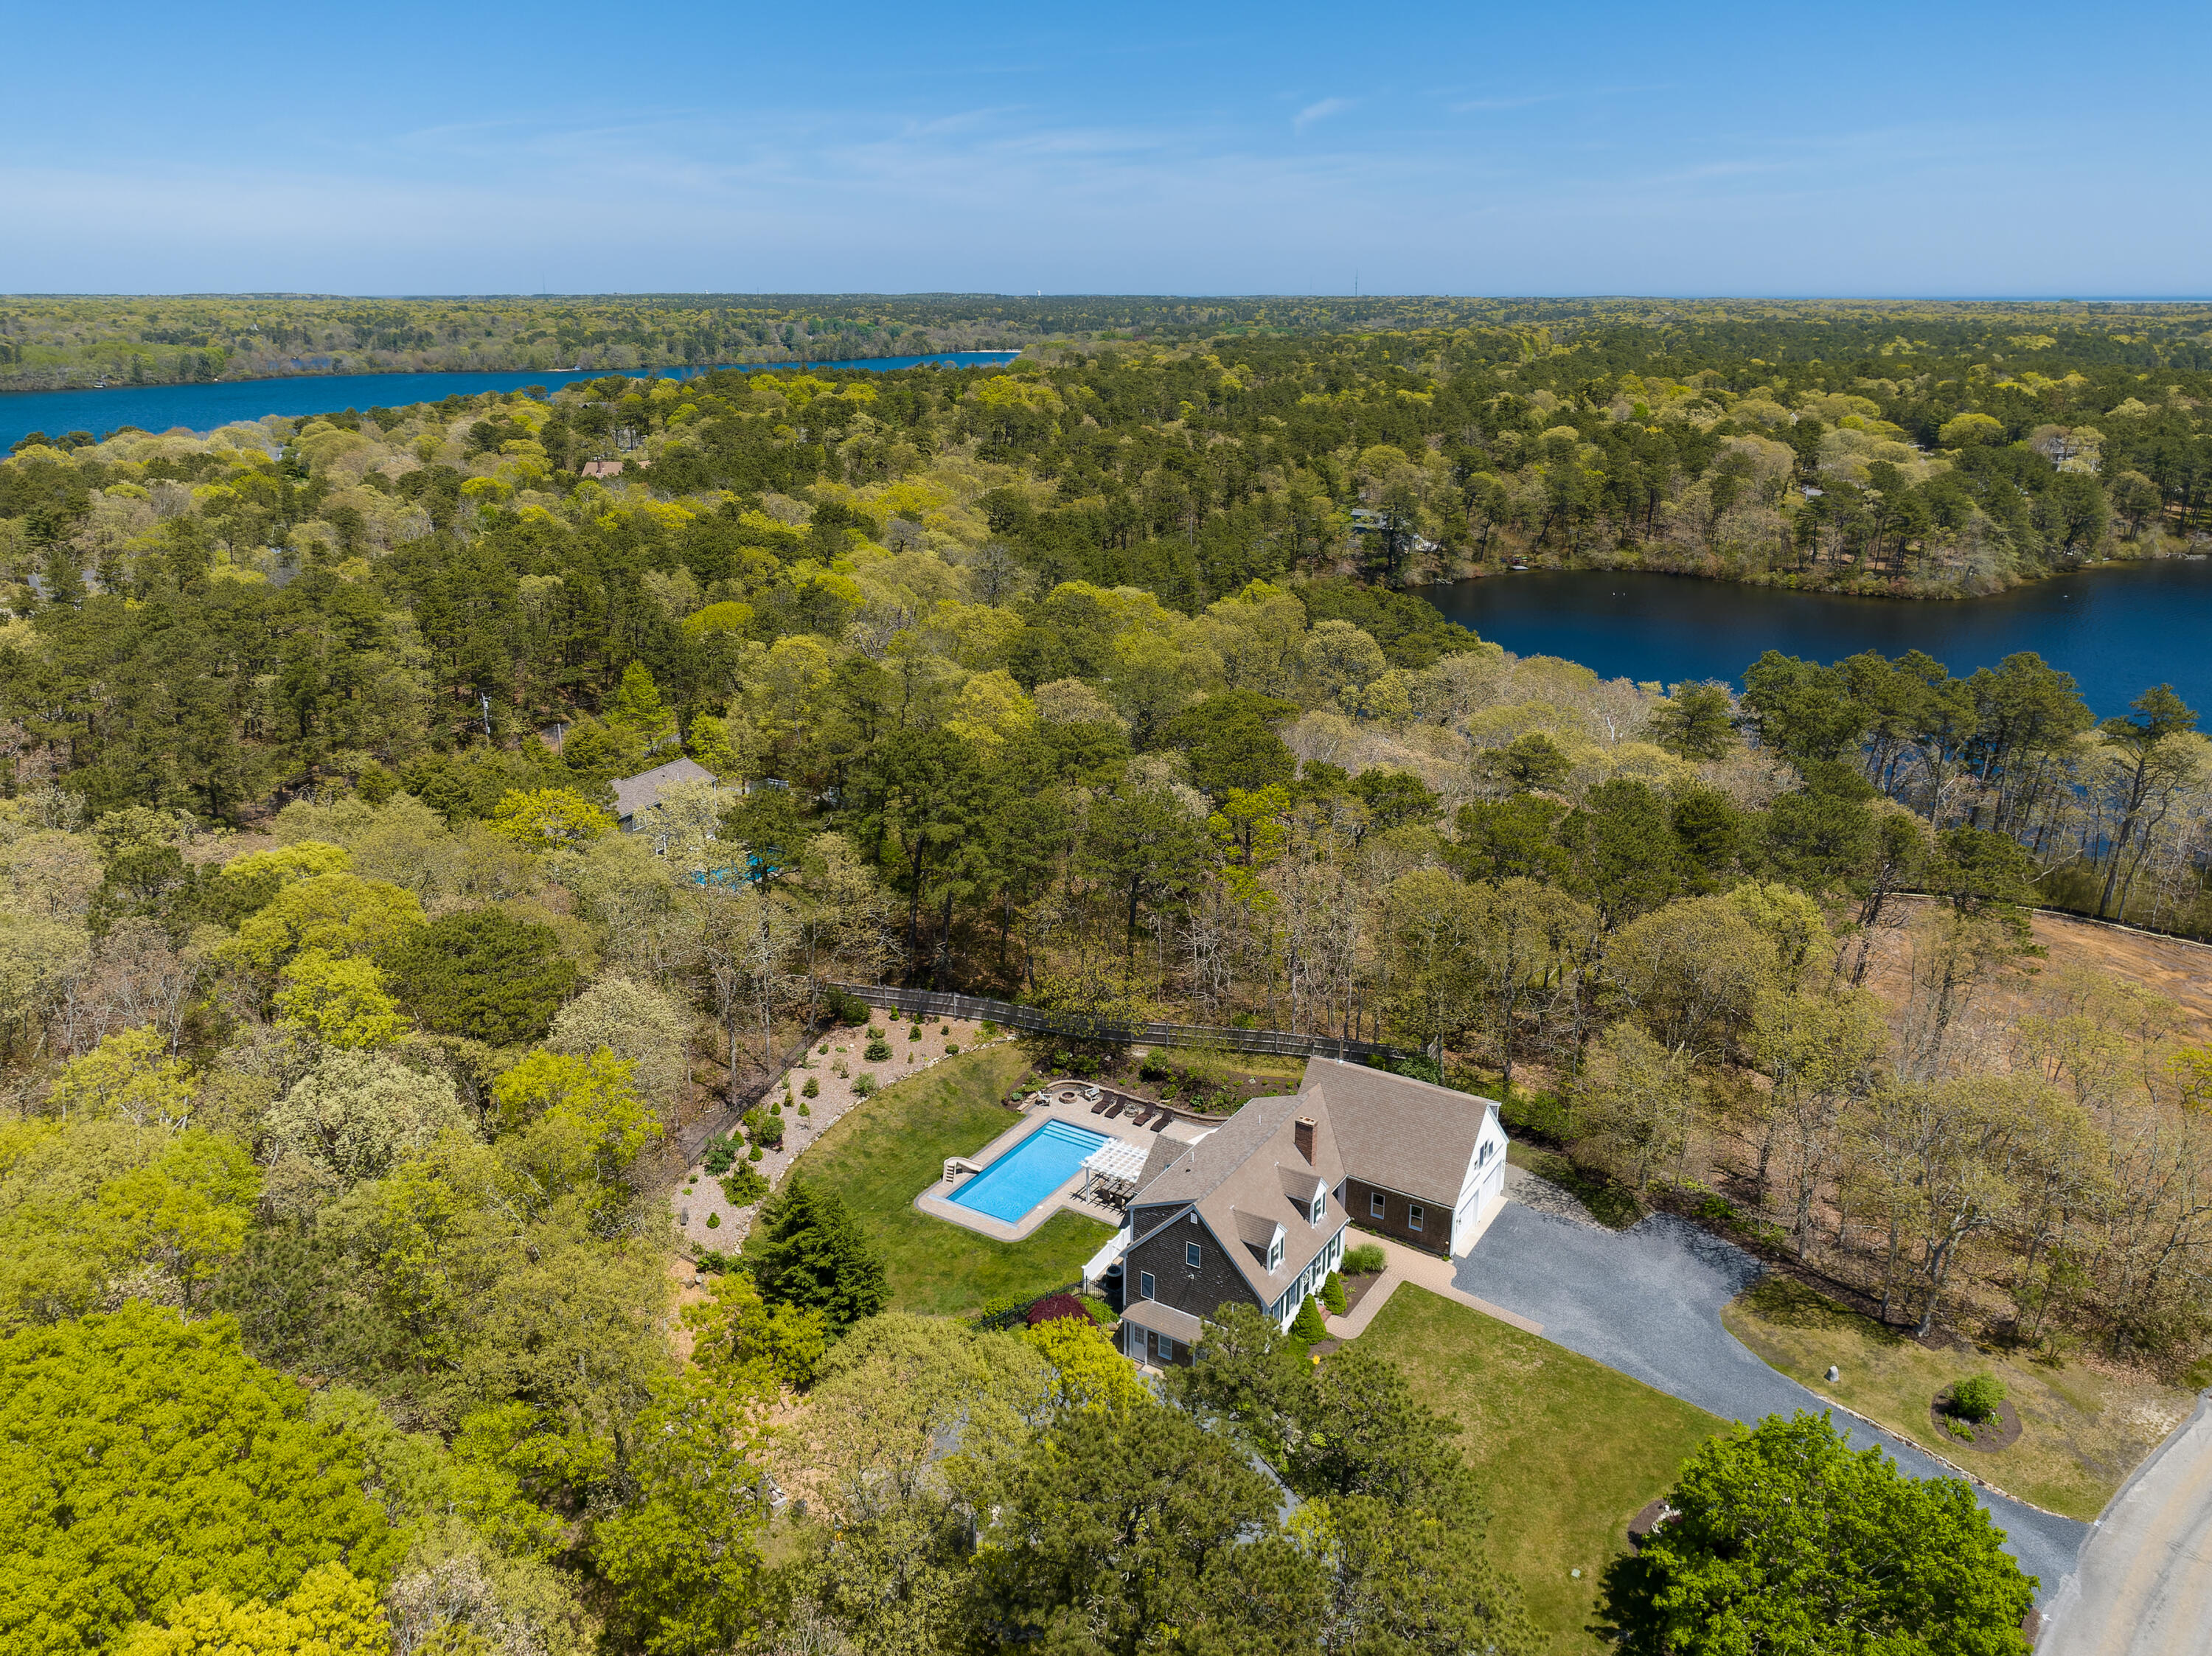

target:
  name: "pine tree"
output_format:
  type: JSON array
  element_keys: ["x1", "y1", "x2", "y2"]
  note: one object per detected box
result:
[
  {"x1": 748, "y1": 1178, "x2": 888, "y2": 1334},
  {"x1": 607, "y1": 661, "x2": 676, "y2": 756}
]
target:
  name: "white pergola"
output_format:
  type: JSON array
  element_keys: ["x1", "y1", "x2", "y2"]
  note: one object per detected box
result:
[{"x1": 1079, "y1": 1137, "x2": 1151, "y2": 1200}]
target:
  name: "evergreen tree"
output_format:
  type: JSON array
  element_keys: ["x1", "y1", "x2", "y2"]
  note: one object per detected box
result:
[{"x1": 747, "y1": 1177, "x2": 888, "y2": 1334}]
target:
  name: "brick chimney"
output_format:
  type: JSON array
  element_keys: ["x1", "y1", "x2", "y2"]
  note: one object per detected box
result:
[{"x1": 1293, "y1": 1117, "x2": 1315, "y2": 1163}]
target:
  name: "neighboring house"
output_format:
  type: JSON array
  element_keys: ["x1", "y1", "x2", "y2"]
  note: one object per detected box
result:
[
  {"x1": 611, "y1": 756, "x2": 720, "y2": 832},
  {"x1": 1097, "y1": 1057, "x2": 1509, "y2": 1367}
]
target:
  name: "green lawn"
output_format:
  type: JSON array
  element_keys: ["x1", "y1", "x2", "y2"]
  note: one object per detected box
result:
[
  {"x1": 1722, "y1": 1276, "x2": 2195, "y2": 1520},
  {"x1": 1358, "y1": 1286, "x2": 1725, "y2": 1653},
  {"x1": 767, "y1": 1044, "x2": 1114, "y2": 1317}
]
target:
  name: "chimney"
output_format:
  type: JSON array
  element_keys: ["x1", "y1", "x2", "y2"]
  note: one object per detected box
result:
[{"x1": 1293, "y1": 1117, "x2": 1315, "y2": 1163}]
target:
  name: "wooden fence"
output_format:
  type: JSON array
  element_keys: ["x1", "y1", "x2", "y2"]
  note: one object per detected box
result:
[{"x1": 828, "y1": 982, "x2": 1416, "y2": 1067}]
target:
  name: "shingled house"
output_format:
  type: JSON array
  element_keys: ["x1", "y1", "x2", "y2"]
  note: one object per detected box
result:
[
  {"x1": 1098, "y1": 1058, "x2": 1509, "y2": 1367},
  {"x1": 610, "y1": 756, "x2": 720, "y2": 832}
]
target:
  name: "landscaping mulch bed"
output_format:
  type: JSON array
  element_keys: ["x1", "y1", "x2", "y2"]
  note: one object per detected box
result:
[
  {"x1": 1338, "y1": 1270, "x2": 1387, "y2": 1319},
  {"x1": 1928, "y1": 1394, "x2": 2023, "y2": 1453},
  {"x1": 1627, "y1": 1497, "x2": 1677, "y2": 1550}
]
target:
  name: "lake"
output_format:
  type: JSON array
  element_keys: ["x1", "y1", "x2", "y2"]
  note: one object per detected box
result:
[
  {"x1": 1414, "y1": 563, "x2": 2212, "y2": 717},
  {"x1": 0, "y1": 351, "x2": 1022, "y2": 449}
]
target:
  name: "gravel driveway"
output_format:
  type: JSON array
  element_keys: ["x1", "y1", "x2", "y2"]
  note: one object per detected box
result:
[{"x1": 1454, "y1": 1203, "x2": 2088, "y2": 1602}]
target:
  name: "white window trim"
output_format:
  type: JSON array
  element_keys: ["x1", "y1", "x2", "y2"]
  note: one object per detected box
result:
[
  {"x1": 1408, "y1": 1203, "x2": 1425, "y2": 1232},
  {"x1": 1140, "y1": 1270, "x2": 1155, "y2": 1300},
  {"x1": 1185, "y1": 1241, "x2": 1202, "y2": 1270},
  {"x1": 1370, "y1": 1191, "x2": 1385, "y2": 1219}
]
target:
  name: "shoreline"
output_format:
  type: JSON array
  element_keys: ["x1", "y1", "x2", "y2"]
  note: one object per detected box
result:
[
  {"x1": 0, "y1": 348, "x2": 1025, "y2": 400},
  {"x1": 1412, "y1": 543, "x2": 2205, "y2": 605}
]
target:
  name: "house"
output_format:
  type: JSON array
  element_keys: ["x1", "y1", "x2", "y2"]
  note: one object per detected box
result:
[
  {"x1": 1096, "y1": 1058, "x2": 1509, "y2": 1367},
  {"x1": 611, "y1": 756, "x2": 720, "y2": 832}
]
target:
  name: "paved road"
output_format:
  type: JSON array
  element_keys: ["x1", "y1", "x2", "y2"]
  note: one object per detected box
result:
[
  {"x1": 1454, "y1": 1203, "x2": 2089, "y2": 1602},
  {"x1": 2040, "y1": 1396, "x2": 2212, "y2": 1655}
]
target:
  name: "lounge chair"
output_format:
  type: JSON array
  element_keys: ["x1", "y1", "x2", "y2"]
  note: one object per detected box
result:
[
  {"x1": 1103, "y1": 1102, "x2": 1124, "y2": 1119},
  {"x1": 1090, "y1": 1097, "x2": 1110, "y2": 1114},
  {"x1": 1128, "y1": 1105, "x2": 1152, "y2": 1127},
  {"x1": 1149, "y1": 1114, "x2": 1169, "y2": 1132}
]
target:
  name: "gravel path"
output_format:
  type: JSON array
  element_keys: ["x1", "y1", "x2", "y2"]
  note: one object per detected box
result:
[{"x1": 1454, "y1": 1203, "x2": 2089, "y2": 1602}]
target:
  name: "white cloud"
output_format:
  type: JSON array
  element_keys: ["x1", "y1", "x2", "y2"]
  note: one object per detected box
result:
[{"x1": 1293, "y1": 97, "x2": 1353, "y2": 132}]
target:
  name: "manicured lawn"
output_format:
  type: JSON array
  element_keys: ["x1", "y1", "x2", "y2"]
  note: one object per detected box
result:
[
  {"x1": 1722, "y1": 1276, "x2": 2194, "y2": 1520},
  {"x1": 768, "y1": 1043, "x2": 1114, "y2": 1317},
  {"x1": 1358, "y1": 1285, "x2": 1725, "y2": 1652}
]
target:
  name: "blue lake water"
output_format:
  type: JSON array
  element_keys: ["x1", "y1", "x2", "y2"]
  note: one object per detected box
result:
[
  {"x1": 950, "y1": 1119, "x2": 1109, "y2": 1224},
  {"x1": 0, "y1": 351, "x2": 1022, "y2": 448},
  {"x1": 1416, "y1": 562, "x2": 2212, "y2": 717}
]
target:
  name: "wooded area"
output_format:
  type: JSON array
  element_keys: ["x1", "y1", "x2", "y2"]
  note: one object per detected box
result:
[{"x1": 2, "y1": 316, "x2": 2204, "y2": 1655}]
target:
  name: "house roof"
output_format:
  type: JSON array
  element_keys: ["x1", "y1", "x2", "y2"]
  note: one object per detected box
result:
[
  {"x1": 1119, "y1": 1298, "x2": 1205, "y2": 1343},
  {"x1": 611, "y1": 756, "x2": 718, "y2": 824},
  {"x1": 1128, "y1": 1093, "x2": 1346, "y2": 1309},
  {"x1": 1297, "y1": 1057, "x2": 1495, "y2": 1208}
]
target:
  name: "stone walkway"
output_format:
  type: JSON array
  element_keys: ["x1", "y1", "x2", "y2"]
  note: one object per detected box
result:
[{"x1": 1324, "y1": 1228, "x2": 1541, "y2": 1341}]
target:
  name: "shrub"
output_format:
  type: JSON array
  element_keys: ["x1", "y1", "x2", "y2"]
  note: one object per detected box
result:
[
  {"x1": 705, "y1": 1211, "x2": 720, "y2": 1229},
  {"x1": 720, "y1": 1165, "x2": 769, "y2": 1206},
  {"x1": 801, "y1": 1076, "x2": 819, "y2": 1098},
  {"x1": 980, "y1": 1020, "x2": 998, "y2": 1037},
  {"x1": 1944, "y1": 1415, "x2": 1975, "y2": 1441},
  {"x1": 822, "y1": 987, "x2": 870, "y2": 1026},
  {"x1": 1950, "y1": 1373, "x2": 2006, "y2": 1422},
  {"x1": 908, "y1": 1023, "x2": 922, "y2": 1040},
  {"x1": 1138, "y1": 1055, "x2": 1172, "y2": 1082},
  {"x1": 1321, "y1": 1270, "x2": 1346, "y2": 1315},
  {"x1": 702, "y1": 1133, "x2": 740, "y2": 1175},
  {"x1": 1290, "y1": 1294, "x2": 1327, "y2": 1342},
  {"x1": 944, "y1": 1043, "x2": 960, "y2": 1055},
  {"x1": 1342, "y1": 1242, "x2": 1386, "y2": 1275},
  {"x1": 748, "y1": 1145, "x2": 763, "y2": 1162},
  {"x1": 753, "y1": 1113, "x2": 785, "y2": 1150},
  {"x1": 797, "y1": 1102, "x2": 810, "y2": 1117},
  {"x1": 854, "y1": 1073, "x2": 877, "y2": 1097},
  {"x1": 864, "y1": 1037, "x2": 893, "y2": 1062}
]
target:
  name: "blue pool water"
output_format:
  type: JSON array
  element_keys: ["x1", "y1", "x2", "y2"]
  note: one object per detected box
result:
[{"x1": 950, "y1": 1120, "x2": 1110, "y2": 1224}]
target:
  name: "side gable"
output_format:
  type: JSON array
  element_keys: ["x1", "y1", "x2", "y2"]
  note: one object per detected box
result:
[{"x1": 1300, "y1": 1058, "x2": 1498, "y2": 1209}]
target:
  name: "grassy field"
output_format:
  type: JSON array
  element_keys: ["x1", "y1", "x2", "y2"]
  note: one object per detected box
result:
[
  {"x1": 765, "y1": 1043, "x2": 1114, "y2": 1317},
  {"x1": 1358, "y1": 1286, "x2": 1725, "y2": 1652},
  {"x1": 1721, "y1": 1276, "x2": 2195, "y2": 1520}
]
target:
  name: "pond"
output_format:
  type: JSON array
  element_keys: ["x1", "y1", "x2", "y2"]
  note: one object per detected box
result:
[
  {"x1": 0, "y1": 351, "x2": 1022, "y2": 450},
  {"x1": 1413, "y1": 563, "x2": 2212, "y2": 717}
]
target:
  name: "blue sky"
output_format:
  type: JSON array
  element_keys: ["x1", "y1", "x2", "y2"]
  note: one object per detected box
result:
[{"x1": 6, "y1": 0, "x2": 2207, "y2": 297}]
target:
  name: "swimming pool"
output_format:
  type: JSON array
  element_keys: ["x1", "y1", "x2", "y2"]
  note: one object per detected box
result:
[{"x1": 950, "y1": 1120, "x2": 1110, "y2": 1224}]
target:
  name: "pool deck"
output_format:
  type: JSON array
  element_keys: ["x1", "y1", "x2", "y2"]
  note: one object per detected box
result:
[{"x1": 914, "y1": 1083, "x2": 1212, "y2": 1242}]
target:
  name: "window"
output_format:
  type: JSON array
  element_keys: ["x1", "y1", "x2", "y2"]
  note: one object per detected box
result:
[
  {"x1": 1310, "y1": 1192, "x2": 1326, "y2": 1225},
  {"x1": 1186, "y1": 1241, "x2": 1203, "y2": 1270},
  {"x1": 1268, "y1": 1236, "x2": 1284, "y2": 1272},
  {"x1": 1408, "y1": 1203, "x2": 1425, "y2": 1232},
  {"x1": 1140, "y1": 1271, "x2": 1155, "y2": 1300},
  {"x1": 1370, "y1": 1191, "x2": 1386, "y2": 1220},
  {"x1": 1159, "y1": 1336, "x2": 1175, "y2": 1362}
]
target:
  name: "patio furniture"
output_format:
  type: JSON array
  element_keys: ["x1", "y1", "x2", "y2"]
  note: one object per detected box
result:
[
  {"x1": 1149, "y1": 1115, "x2": 1169, "y2": 1131},
  {"x1": 1128, "y1": 1106, "x2": 1153, "y2": 1127},
  {"x1": 1090, "y1": 1098, "x2": 1110, "y2": 1114},
  {"x1": 1103, "y1": 1102, "x2": 1124, "y2": 1119}
]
